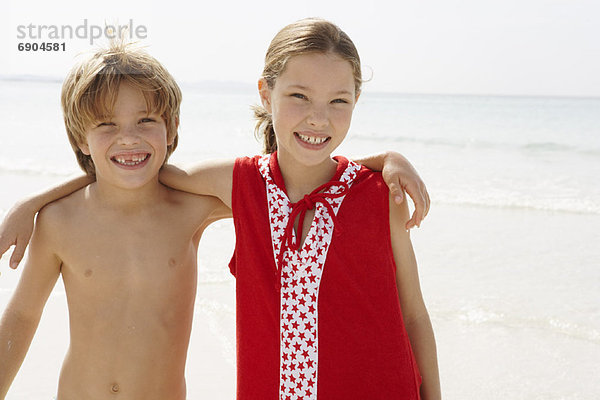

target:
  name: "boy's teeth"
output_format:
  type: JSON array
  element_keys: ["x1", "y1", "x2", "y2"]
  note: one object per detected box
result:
[
  {"x1": 297, "y1": 133, "x2": 328, "y2": 145},
  {"x1": 113, "y1": 154, "x2": 149, "y2": 166}
]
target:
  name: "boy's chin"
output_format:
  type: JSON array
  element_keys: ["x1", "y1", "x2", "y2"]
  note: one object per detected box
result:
[{"x1": 95, "y1": 169, "x2": 162, "y2": 191}]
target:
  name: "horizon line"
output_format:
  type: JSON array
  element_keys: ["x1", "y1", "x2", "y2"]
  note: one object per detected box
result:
[{"x1": 1, "y1": 74, "x2": 598, "y2": 101}]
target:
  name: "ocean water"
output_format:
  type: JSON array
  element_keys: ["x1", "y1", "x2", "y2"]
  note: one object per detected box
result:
[
  {"x1": 1, "y1": 79, "x2": 599, "y2": 399},
  {"x1": 2, "y1": 80, "x2": 599, "y2": 214}
]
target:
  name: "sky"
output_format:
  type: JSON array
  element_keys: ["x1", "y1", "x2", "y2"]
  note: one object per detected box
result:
[{"x1": 1, "y1": 0, "x2": 599, "y2": 97}]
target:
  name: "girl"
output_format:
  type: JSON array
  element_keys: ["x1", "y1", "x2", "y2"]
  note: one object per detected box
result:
[
  {"x1": 167, "y1": 18, "x2": 440, "y2": 399},
  {"x1": 0, "y1": 19, "x2": 437, "y2": 400}
]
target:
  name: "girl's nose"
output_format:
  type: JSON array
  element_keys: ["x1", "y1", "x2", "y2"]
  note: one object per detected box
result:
[{"x1": 307, "y1": 104, "x2": 329, "y2": 127}]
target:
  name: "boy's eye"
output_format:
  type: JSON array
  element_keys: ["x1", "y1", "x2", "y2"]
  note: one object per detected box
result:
[
  {"x1": 331, "y1": 98, "x2": 349, "y2": 104},
  {"x1": 140, "y1": 117, "x2": 155, "y2": 123},
  {"x1": 291, "y1": 93, "x2": 307, "y2": 100},
  {"x1": 97, "y1": 122, "x2": 115, "y2": 127}
]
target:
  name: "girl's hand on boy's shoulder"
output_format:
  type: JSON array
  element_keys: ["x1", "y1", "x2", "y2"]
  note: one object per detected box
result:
[
  {"x1": 381, "y1": 151, "x2": 430, "y2": 230},
  {"x1": 0, "y1": 200, "x2": 37, "y2": 269}
]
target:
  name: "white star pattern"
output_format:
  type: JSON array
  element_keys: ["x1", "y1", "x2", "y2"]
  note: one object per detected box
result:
[{"x1": 258, "y1": 156, "x2": 360, "y2": 400}]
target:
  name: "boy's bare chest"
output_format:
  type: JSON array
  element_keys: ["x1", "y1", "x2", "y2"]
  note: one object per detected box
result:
[{"x1": 57, "y1": 213, "x2": 198, "y2": 285}]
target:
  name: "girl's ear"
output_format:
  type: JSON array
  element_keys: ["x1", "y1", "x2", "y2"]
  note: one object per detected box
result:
[
  {"x1": 352, "y1": 90, "x2": 361, "y2": 110},
  {"x1": 258, "y1": 78, "x2": 272, "y2": 113}
]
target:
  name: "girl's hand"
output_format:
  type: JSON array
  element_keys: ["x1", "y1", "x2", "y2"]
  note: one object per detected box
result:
[
  {"x1": 0, "y1": 200, "x2": 37, "y2": 269},
  {"x1": 381, "y1": 151, "x2": 430, "y2": 230}
]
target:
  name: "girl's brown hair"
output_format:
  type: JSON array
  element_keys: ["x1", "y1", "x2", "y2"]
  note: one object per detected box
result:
[{"x1": 254, "y1": 18, "x2": 362, "y2": 154}]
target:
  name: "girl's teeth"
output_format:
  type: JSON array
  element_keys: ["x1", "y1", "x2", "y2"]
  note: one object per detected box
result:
[{"x1": 297, "y1": 133, "x2": 328, "y2": 145}]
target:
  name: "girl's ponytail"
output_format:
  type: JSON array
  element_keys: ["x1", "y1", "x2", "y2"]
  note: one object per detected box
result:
[{"x1": 253, "y1": 104, "x2": 278, "y2": 154}]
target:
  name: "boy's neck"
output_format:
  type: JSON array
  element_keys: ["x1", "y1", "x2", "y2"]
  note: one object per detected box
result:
[
  {"x1": 277, "y1": 153, "x2": 338, "y2": 203},
  {"x1": 88, "y1": 175, "x2": 166, "y2": 211}
]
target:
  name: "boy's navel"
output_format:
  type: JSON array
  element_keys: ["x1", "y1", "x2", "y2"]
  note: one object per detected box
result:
[
  {"x1": 110, "y1": 383, "x2": 120, "y2": 394},
  {"x1": 168, "y1": 258, "x2": 177, "y2": 268},
  {"x1": 84, "y1": 269, "x2": 93, "y2": 277}
]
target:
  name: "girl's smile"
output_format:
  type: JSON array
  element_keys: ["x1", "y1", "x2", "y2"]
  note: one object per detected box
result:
[
  {"x1": 294, "y1": 131, "x2": 331, "y2": 147},
  {"x1": 260, "y1": 52, "x2": 359, "y2": 173}
]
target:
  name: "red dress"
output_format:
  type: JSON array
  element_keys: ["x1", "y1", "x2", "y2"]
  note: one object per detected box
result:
[{"x1": 230, "y1": 153, "x2": 421, "y2": 400}]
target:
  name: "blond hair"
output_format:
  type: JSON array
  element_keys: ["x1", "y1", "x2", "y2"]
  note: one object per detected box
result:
[
  {"x1": 254, "y1": 18, "x2": 362, "y2": 154},
  {"x1": 61, "y1": 41, "x2": 182, "y2": 175}
]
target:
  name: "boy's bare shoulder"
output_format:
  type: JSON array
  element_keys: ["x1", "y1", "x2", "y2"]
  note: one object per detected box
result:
[
  {"x1": 164, "y1": 186, "x2": 231, "y2": 225},
  {"x1": 38, "y1": 186, "x2": 88, "y2": 223},
  {"x1": 31, "y1": 187, "x2": 90, "y2": 252}
]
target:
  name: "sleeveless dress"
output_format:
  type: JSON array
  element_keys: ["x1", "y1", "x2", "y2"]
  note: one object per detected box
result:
[{"x1": 229, "y1": 153, "x2": 422, "y2": 400}]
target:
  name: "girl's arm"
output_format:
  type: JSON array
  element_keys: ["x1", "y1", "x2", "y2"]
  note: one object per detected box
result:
[
  {"x1": 1, "y1": 159, "x2": 235, "y2": 269},
  {"x1": 0, "y1": 175, "x2": 93, "y2": 269},
  {"x1": 159, "y1": 160, "x2": 234, "y2": 209},
  {"x1": 354, "y1": 151, "x2": 430, "y2": 230},
  {"x1": 0, "y1": 207, "x2": 62, "y2": 397},
  {"x1": 389, "y1": 193, "x2": 441, "y2": 400},
  {"x1": 159, "y1": 152, "x2": 430, "y2": 230}
]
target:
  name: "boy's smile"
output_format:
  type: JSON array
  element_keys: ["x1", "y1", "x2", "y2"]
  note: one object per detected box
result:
[
  {"x1": 110, "y1": 151, "x2": 152, "y2": 168},
  {"x1": 79, "y1": 82, "x2": 171, "y2": 191}
]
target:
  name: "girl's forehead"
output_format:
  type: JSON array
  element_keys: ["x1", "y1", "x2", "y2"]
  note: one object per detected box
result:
[{"x1": 278, "y1": 53, "x2": 355, "y2": 92}]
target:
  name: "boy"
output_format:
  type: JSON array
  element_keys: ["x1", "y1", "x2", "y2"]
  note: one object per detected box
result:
[{"x1": 0, "y1": 42, "x2": 229, "y2": 399}]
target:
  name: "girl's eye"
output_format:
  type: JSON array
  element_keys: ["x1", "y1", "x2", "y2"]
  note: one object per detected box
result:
[
  {"x1": 97, "y1": 122, "x2": 115, "y2": 127},
  {"x1": 140, "y1": 118, "x2": 155, "y2": 123},
  {"x1": 331, "y1": 98, "x2": 349, "y2": 104}
]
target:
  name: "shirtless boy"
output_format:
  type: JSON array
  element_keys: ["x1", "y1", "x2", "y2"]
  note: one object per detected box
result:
[{"x1": 0, "y1": 42, "x2": 229, "y2": 399}]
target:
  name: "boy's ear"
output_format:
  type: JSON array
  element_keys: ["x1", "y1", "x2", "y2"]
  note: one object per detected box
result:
[
  {"x1": 78, "y1": 140, "x2": 90, "y2": 155},
  {"x1": 258, "y1": 78, "x2": 272, "y2": 113},
  {"x1": 167, "y1": 117, "x2": 179, "y2": 146}
]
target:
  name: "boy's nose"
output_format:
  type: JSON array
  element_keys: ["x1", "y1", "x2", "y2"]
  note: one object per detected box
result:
[{"x1": 117, "y1": 126, "x2": 141, "y2": 145}]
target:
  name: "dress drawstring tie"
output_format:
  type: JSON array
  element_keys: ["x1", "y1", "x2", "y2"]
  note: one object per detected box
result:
[{"x1": 275, "y1": 180, "x2": 349, "y2": 287}]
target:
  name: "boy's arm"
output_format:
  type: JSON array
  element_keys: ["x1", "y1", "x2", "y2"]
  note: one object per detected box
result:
[
  {"x1": 389, "y1": 193, "x2": 441, "y2": 400},
  {"x1": 0, "y1": 208, "x2": 62, "y2": 397},
  {"x1": 0, "y1": 175, "x2": 93, "y2": 269},
  {"x1": 160, "y1": 160, "x2": 234, "y2": 208},
  {"x1": 354, "y1": 151, "x2": 430, "y2": 230}
]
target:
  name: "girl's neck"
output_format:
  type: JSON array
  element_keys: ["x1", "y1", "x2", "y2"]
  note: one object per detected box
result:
[{"x1": 276, "y1": 152, "x2": 338, "y2": 203}]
